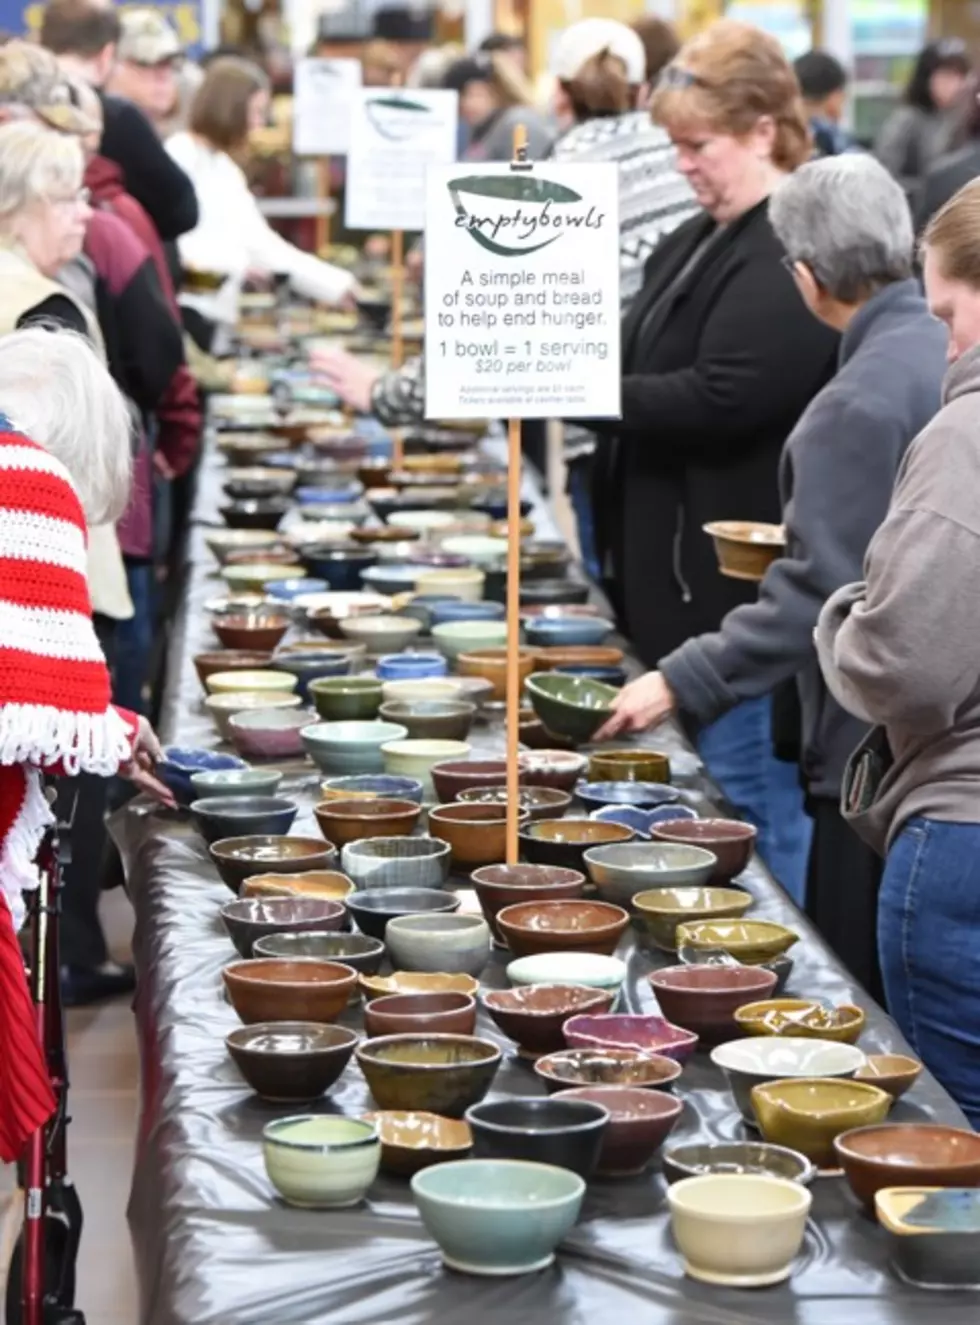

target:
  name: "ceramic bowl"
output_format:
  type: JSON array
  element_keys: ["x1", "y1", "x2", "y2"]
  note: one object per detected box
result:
[
  {"x1": 587, "y1": 749, "x2": 672, "y2": 784},
  {"x1": 319, "y1": 774, "x2": 424, "y2": 805},
  {"x1": 556, "y1": 1085, "x2": 683, "y2": 1177},
  {"x1": 220, "y1": 895, "x2": 346, "y2": 958},
  {"x1": 524, "y1": 617, "x2": 614, "y2": 648},
  {"x1": 632, "y1": 884, "x2": 753, "y2": 950},
  {"x1": 269, "y1": 650, "x2": 354, "y2": 699},
  {"x1": 649, "y1": 965, "x2": 778, "y2": 1044},
  {"x1": 205, "y1": 527, "x2": 281, "y2": 564},
  {"x1": 380, "y1": 678, "x2": 461, "y2": 706},
  {"x1": 338, "y1": 614, "x2": 424, "y2": 654},
  {"x1": 456, "y1": 646, "x2": 539, "y2": 700},
  {"x1": 518, "y1": 579, "x2": 589, "y2": 607},
  {"x1": 662, "y1": 1140, "x2": 815, "y2": 1186},
  {"x1": 585, "y1": 848, "x2": 721, "y2": 913},
  {"x1": 469, "y1": 864, "x2": 586, "y2": 943},
  {"x1": 385, "y1": 508, "x2": 458, "y2": 534},
  {"x1": 221, "y1": 497, "x2": 290, "y2": 531},
  {"x1": 263, "y1": 1115, "x2": 380, "y2": 1209},
  {"x1": 226, "y1": 1021, "x2": 358, "y2": 1101},
  {"x1": 428, "y1": 600, "x2": 505, "y2": 628},
  {"x1": 340, "y1": 836, "x2": 452, "y2": 890},
  {"x1": 356, "y1": 1033, "x2": 502, "y2": 1117},
  {"x1": 313, "y1": 797, "x2": 421, "y2": 847},
  {"x1": 506, "y1": 951, "x2": 626, "y2": 993},
  {"x1": 710, "y1": 1036, "x2": 867, "y2": 1125},
  {"x1": 195, "y1": 646, "x2": 275, "y2": 686},
  {"x1": 534, "y1": 1047, "x2": 683, "y2": 1093},
  {"x1": 204, "y1": 692, "x2": 303, "y2": 742},
  {"x1": 213, "y1": 611, "x2": 290, "y2": 652},
  {"x1": 517, "y1": 749, "x2": 589, "y2": 792},
  {"x1": 520, "y1": 818, "x2": 635, "y2": 874},
  {"x1": 346, "y1": 887, "x2": 461, "y2": 941},
  {"x1": 704, "y1": 520, "x2": 785, "y2": 582},
  {"x1": 209, "y1": 836, "x2": 337, "y2": 894},
  {"x1": 854, "y1": 1053, "x2": 923, "y2": 1100},
  {"x1": 299, "y1": 544, "x2": 377, "y2": 591},
  {"x1": 589, "y1": 804, "x2": 699, "y2": 839},
  {"x1": 364, "y1": 991, "x2": 478, "y2": 1038},
  {"x1": 525, "y1": 673, "x2": 617, "y2": 744},
  {"x1": 875, "y1": 1187, "x2": 980, "y2": 1290},
  {"x1": 385, "y1": 913, "x2": 491, "y2": 977},
  {"x1": 553, "y1": 664, "x2": 628, "y2": 688},
  {"x1": 227, "y1": 709, "x2": 313, "y2": 760},
  {"x1": 358, "y1": 971, "x2": 479, "y2": 1002},
  {"x1": 495, "y1": 898, "x2": 629, "y2": 959},
  {"x1": 301, "y1": 720, "x2": 409, "y2": 775},
  {"x1": 440, "y1": 534, "x2": 509, "y2": 567},
  {"x1": 205, "y1": 668, "x2": 298, "y2": 697},
  {"x1": 377, "y1": 700, "x2": 476, "y2": 742},
  {"x1": 751, "y1": 1077, "x2": 892, "y2": 1168},
  {"x1": 431, "y1": 620, "x2": 508, "y2": 662},
  {"x1": 428, "y1": 803, "x2": 531, "y2": 869},
  {"x1": 413, "y1": 567, "x2": 485, "y2": 603},
  {"x1": 157, "y1": 747, "x2": 248, "y2": 807},
  {"x1": 668, "y1": 1173, "x2": 812, "y2": 1287},
  {"x1": 191, "y1": 795, "x2": 298, "y2": 846},
  {"x1": 459, "y1": 786, "x2": 571, "y2": 823},
  {"x1": 482, "y1": 984, "x2": 615, "y2": 1058},
  {"x1": 429, "y1": 759, "x2": 510, "y2": 804},
  {"x1": 380, "y1": 741, "x2": 471, "y2": 800},
  {"x1": 364, "y1": 1111, "x2": 473, "y2": 1176},
  {"x1": 222, "y1": 957, "x2": 357, "y2": 1024},
  {"x1": 464, "y1": 1097, "x2": 609, "y2": 1180},
  {"x1": 222, "y1": 563, "x2": 306, "y2": 594},
  {"x1": 563, "y1": 1013, "x2": 699, "y2": 1063},
  {"x1": 650, "y1": 819, "x2": 758, "y2": 883},
  {"x1": 190, "y1": 767, "x2": 285, "y2": 799},
  {"x1": 242, "y1": 870, "x2": 355, "y2": 904},
  {"x1": 835, "y1": 1124, "x2": 980, "y2": 1212},
  {"x1": 575, "y1": 781, "x2": 680, "y2": 813},
  {"x1": 676, "y1": 919, "x2": 799, "y2": 966},
  {"x1": 734, "y1": 998, "x2": 866, "y2": 1045},
  {"x1": 253, "y1": 930, "x2": 384, "y2": 972},
  {"x1": 265, "y1": 576, "x2": 326, "y2": 601},
  {"x1": 375, "y1": 652, "x2": 448, "y2": 682}
]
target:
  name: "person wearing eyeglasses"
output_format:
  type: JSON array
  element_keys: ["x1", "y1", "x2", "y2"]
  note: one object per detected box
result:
[{"x1": 875, "y1": 39, "x2": 972, "y2": 195}]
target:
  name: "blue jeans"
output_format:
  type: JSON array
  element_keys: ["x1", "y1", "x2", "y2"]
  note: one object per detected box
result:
[
  {"x1": 696, "y1": 695, "x2": 812, "y2": 906},
  {"x1": 566, "y1": 459, "x2": 600, "y2": 581},
  {"x1": 879, "y1": 817, "x2": 980, "y2": 1127},
  {"x1": 115, "y1": 560, "x2": 154, "y2": 715}
]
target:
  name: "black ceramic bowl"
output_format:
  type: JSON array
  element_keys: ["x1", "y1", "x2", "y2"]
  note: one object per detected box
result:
[
  {"x1": 518, "y1": 578, "x2": 590, "y2": 607},
  {"x1": 252, "y1": 930, "x2": 385, "y2": 973},
  {"x1": 464, "y1": 1097, "x2": 610, "y2": 1179},
  {"x1": 190, "y1": 795, "x2": 298, "y2": 846},
  {"x1": 226, "y1": 1021, "x2": 359, "y2": 1102},
  {"x1": 300, "y1": 543, "x2": 378, "y2": 591},
  {"x1": 346, "y1": 887, "x2": 461, "y2": 941},
  {"x1": 220, "y1": 498, "x2": 290, "y2": 531},
  {"x1": 219, "y1": 896, "x2": 347, "y2": 958}
]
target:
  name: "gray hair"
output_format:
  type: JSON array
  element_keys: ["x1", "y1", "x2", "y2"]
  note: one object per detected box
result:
[
  {"x1": 769, "y1": 155, "x2": 914, "y2": 302},
  {"x1": 0, "y1": 120, "x2": 82, "y2": 225},
  {"x1": 0, "y1": 328, "x2": 132, "y2": 524}
]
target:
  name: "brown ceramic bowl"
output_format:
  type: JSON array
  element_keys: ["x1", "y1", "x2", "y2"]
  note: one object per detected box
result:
[
  {"x1": 363, "y1": 991, "x2": 477, "y2": 1039},
  {"x1": 482, "y1": 984, "x2": 615, "y2": 1058},
  {"x1": 519, "y1": 818, "x2": 634, "y2": 874},
  {"x1": 588, "y1": 749, "x2": 671, "y2": 784},
  {"x1": 428, "y1": 802, "x2": 531, "y2": 868},
  {"x1": 226, "y1": 1021, "x2": 358, "y2": 1101},
  {"x1": 378, "y1": 699, "x2": 476, "y2": 742},
  {"x1": 534, "y1": 1047, "x2": 683, "y2": 1093},
  {"x1": 354, "y1": 1033, "x2": 502, "y2": 1117},
  {"x1": 470, "y1": 864, "x2": 587, "y2": 943},
  {"x1": 834, "y1": 1124, "x2": 980, "y2": 1211},
  {"x1": 429, "y1": 759, "x2": 509, "y2": 803},
  {"x1": 213, "y1": 612, "x2": 291, "y2": 652},
  {"x1": 704, "y1": 520, "x2": 785, "y2": 582},
  {"x1": 241, "y1": 870, "x2": 355, "y2": 903},
  {"x1": 533, "y1": 646, "x2": 625, "y2": 671},
  {"x1": 362, "y1": 1110, "x2": 473, "y2": 1176},
  {"x1": 219, "y1": 896, "x2": 346, "y2": 958},
  {"x1": 456, "y1": 646, "x2": 539, "y2": 701},
  {"x1": 358, "y1": 971, "x2": 480, "y2": 1002},
  {"x1": 209, "y1": 836, "x2": 338, "y2": 894},
  {"x1": 350, "y1": 524, "x2": 422, "y2": 545},
  {"x1": 313, "y1": 797, "x2": 421, "y2": 848},
  {"x1": 193, "y1": 649, "x2": 273, "y2": 688},
  {"x1": 516, "y1": 749, "x2": 589, "y2": 792},
  {"x1": 495, "y1": 898, "x2": 630, "y2": 958},
  {"x1": 458, "y1": 785, "x2": 572, "y2": 822},
  {"x1": 650, "y1": 818, "x2": 757, "y2": 882},
  {"x1": 555, "y1": 1085, "x2": 684, "y2": 1176},
  {"x1": 854, "y1": 1053, "x2": 923, "y2": 1101},
  {"x1": 648, "y1": 964, "x2": 779, "y2": 1044},
  {"x1": 222, "y1": 957, "x2": 357, "y2": 1024}
]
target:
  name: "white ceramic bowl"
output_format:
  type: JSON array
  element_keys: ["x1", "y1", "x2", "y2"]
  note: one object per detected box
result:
[
  {"x1": 385, "y1": 913, "x2": 492, "y2": 978},
  {"x1": 262, "y1": 1115, "x2": 380, "y2": 1208},
  {"x1": 414, "y1": 568, "x2": 486, "y2": 603},
  {"x1": 505, "y1": 951, "x2": 626, "y2": 995},
  {"x1": 440, "y1": 535, "x2": 509, "y2": 567},
  {"x1": 382, "y1": 738, "x2": 472, "y2": 800},
  {"x1": 381, "y1": 679, "x2": 462, "y2": 706},
  {"x1": 711, "y1": 1036, "x2": 867, "y2": 1125}
]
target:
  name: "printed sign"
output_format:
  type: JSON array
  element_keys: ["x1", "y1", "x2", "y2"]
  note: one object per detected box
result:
[
  {"x1": 345, "y1": 88, "x2": 458, "y2": 233},
  {"x1": 423, "y1": 162, "x2": 621, "y2": 420},
  {"x1": 292, "y1": 58, "x2": 362, "y2": 157}
]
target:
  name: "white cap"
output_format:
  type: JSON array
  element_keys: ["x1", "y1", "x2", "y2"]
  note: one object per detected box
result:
[{"x1": 551, "y1": 18, "x2": 646, "y2": 87}]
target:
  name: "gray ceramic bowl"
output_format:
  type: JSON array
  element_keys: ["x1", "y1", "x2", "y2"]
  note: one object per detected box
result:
[
  {"x1": 190, "y1": 795, "x2": 298, "y2": 847},
  {"x1": 346, "y1": 887, "x2": 461, "y2": 941},
  {"x1": 385, "y1": 913, "x2": 491, "y2": 977},
  {"x1": 252, "y1": 930, "x2": 385, "y2": 973},
  {"x1": 219, "y1": 896, "x2": 347, "y2": 958},
  {"x1": 662, "y1": 1140, "x2": 816, "y2": 1186},
  {"x1": 301, "y1": 720, "x2": 409, "y2": 775},
  {"x1": 340, "y1": 836, "x2": 452, "y2": 890},
  {"x1": 190, "y1": 768, "x2": 284, "y2": 798},
  {"x1": 582, "y1": 842, "x2": 718, "y2": 907}
]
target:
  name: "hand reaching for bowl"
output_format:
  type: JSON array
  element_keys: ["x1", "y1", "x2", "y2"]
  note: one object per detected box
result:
[
  {"x1": 309, "y1": 346, "x2": 380, "y2": 414},
  {"x1": 593, "y1": 671, "x2": 676, "y2": 741},
  {"x1": 122, "y1": 716, "x2": 177, "y2": 809}
]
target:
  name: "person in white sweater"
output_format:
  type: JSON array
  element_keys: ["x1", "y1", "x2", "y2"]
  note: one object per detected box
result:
[{"x1": 167, "y1": 55, "x2": 354, "y2": 348}]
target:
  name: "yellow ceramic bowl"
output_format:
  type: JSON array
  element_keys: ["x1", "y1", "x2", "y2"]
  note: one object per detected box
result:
[
  {"x1": 675, "y1": 919, "x2": 799, "y2": 966},
  {"x1": 734, "y1": 999, "x2": 866, "y2": 1045},
  {"x1": 358, "y1": 971, "x2": 479, "y2": 1003},
  {"x1": 362, "y1": 1110, "x2": 473, "y2": 1175},
  {"x1": 633, "y1": 886, "x2": 753, "y2": 952},
  {"x1": 204, "y1": 669, "x2": 299, "y2": 696},
  {"x1": 240, "y1": 871, "x2": 356, "y2": 903},
  {"x1": 750, "y1": 1077, "x2": 892, "y2": 1168},
  {"x1": 222, "y1": 563, "x2": 306, "y2": 593}
]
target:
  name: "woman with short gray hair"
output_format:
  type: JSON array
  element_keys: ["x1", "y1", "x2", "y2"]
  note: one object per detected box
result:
[{"x1": 598, "y1": 154, "x2": 948, "y2": 994}]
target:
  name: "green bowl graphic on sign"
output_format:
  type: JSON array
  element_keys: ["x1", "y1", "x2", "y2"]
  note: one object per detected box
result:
[
  {"x1": 448, "y1": 174, "x2": 598, "y2": 257},
  {"x1": 366, "y1": 95, "x2": 433, "y2": 142}
]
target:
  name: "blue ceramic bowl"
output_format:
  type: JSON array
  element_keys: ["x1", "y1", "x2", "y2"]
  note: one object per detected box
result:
[
  {"x1": 553, "y1": 664, "x2": 629, "y2": 688},
  {"x1": 320, "y1": 774, "x2": 425, "y2": 805},
  {"x1": 397, "y1": 595, "x2": 459, "y2": 631},
  {"x1": 295, "y1": 483, "x2": 364, "y2": 505},
  {"x1": 272, "y1": 651, "x2": 352, "y2": 699},
  {"x1": 471, "y1": 496, "x2": 534, "y2": 521},
  {"x1": 376, "y1": 652, "x2": 448, "y2": 681},
  {"x1": 524, "y1": 617, "x2": 614, "y2": 648},
  {"x1": 429, "y1": 600, "x2": 506, "y2": 628},
  {"x1": 301, "y1": 545, "x2": 377, "y2": 590},
  {"x1": 159, "y1": 747, "x2": 248, "y2": 807},
  {"x1": 590, "y1": 804, "x2": 698, "y2": 839},
  {"x1": 361, "y1": 564, "x2": 429, "y2": 597},
  {"x1": 266, "y1": 577, "x2": 328, "y2": 602},
  {"x1": 258, "y1": 451, "x2": 302, "y2": 470},
  {"x1": 575, "y1": 781, "x2": 681, "y2": 813}
]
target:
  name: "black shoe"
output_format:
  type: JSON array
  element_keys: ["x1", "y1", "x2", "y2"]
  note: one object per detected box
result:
[{"x1": 60, "y1": 960, "x2": 136, "y2": 1007}]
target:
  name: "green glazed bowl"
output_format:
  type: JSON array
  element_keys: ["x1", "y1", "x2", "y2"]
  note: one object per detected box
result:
[
  {"x1": 525, "y1": 672, "x2": 618, "y2": 744},
  {"x1": 355, "y1": 1032, "x2": 502, "y2": 1118},
  {"x1": 309, "y1": 675, "x2": 384, "y2": 721}
]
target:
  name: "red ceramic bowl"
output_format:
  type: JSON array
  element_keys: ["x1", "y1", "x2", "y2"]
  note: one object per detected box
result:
[
  {"x1": 428, "y1": 802, "x2": 531, "y2": 868},
  {"x1": 562, "y1": 1013, "x2": 698, "y2": 1063},
  {"x1": 495, "y1": 898, "x2": 630, "y2": 958},
  {"x1": 470, "y1": 864, "x2": 586, "y2": 943},
  {"x1": 534, "y1": 1047, "x2": 684, "y2": 1093},
  {"x1": 648, "y1": 964, "x2": 778, "y2": 1044},
  {"x1": 555, "y1": 1085, "x2": 683, "y2": 1176},
  {"x1": 363, "y1": 991, "x2": 477, "y2": 1039},
  {"x1": 649, "y1": 819, "x2": 757, "y2": 883},
  {"x1": 834, "y1": 1123, "x2": 980, "y2": 1212},
  {"x1": 430, "y1": 759, "x2": 510, "y2": 802},
  {"x1": 482, "y1": 984, "x2": 615, "y2": 1058}
]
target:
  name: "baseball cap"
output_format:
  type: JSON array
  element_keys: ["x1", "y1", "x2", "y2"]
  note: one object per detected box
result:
[
  {"x1": 551, "y1": 19, "x2": 646, "y2": 86},
  {"x1": 117, "y1": 9, "x2": 182, "y2": 66},
  {"x1": 0, "y1": 41, "x2": 95, "y2": 135}
]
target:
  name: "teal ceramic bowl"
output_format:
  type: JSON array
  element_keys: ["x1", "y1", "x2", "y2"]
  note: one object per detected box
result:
[
  {"x1": 411, "y1": 1159, "x2": 585, "y2": 1276},
  {"x1": 300, "y1": 720, "x2": 409, "y2": 775},
  {"x1": 525, "y1": 673, "x2": 618, "y2": 744},
  {"x1": 190, "y1": 768, "x2": 283, "y2": 798},
  {"x1": 431, "y1": 620, "x2": 508, "y2": 662},
  {"x1": 309, "y1": 676, "x2": 384, "y2": 721}
]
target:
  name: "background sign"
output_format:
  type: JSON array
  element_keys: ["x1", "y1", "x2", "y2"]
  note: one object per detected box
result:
[
  {"x1": 423, "y1": 161, "x2": 621, "y2": 420},
  {"x1": 292, "y1": 57, "x2": 362, "y2": 157},
  {"x1": 22, "y1": 1, "x2": 205, "y2": 56}
]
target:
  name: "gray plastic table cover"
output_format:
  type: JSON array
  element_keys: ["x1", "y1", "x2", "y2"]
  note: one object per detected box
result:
[{"x1": 117, "y1": 444, "x2": 977, "y2": 1325}]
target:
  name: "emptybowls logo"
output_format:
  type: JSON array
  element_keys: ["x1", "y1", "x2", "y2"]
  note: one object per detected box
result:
[
  {"x1": 365, "y1": 95, "x2": 434, "y2": 142},
  {"x1": 448, "y1": 174, "x2": 606, "y2": 257}
]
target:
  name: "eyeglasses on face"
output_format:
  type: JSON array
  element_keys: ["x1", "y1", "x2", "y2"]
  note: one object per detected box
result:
[
  {"x1": 51, "y1": 187, "x2": 91, "y2": 208},
  {"x1": 656, "y1": 64, "x2": 709, "y2": 91}
]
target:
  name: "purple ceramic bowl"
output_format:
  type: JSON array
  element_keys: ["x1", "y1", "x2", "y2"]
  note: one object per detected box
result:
[
  {"x1": 227, "y1": 708, "x2": 312, "y2": 759},
  {"x1": 562, "y1": 1013, "x2": 699, "y2": 1063}
]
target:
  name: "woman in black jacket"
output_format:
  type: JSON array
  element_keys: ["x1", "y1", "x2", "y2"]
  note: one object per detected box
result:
[{"x1": 588, "y1": 20, "x2": 839, "y2": 899}]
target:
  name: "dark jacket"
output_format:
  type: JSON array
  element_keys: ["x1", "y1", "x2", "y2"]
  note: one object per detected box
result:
[
  {"x1": 589, "y1": 200, "x2": 839, "y2": 668},
  {"x1": 98, "y1": 94, "x2": 198, "y2": 242},
  {"x1": 659, "y1": 280, "x2": 947, "y2": 798},
  {"x1": 915, "y1": 142, "x2": 980, "y2": 231}
]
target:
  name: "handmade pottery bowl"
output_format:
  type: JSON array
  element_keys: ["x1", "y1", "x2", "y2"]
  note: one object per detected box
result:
[
  {"x1": 428, "y1": 803, "x2": 531, "y2": 869},
  {"x1": 379, "y1": 678, "x2": 460, "y2": 706},
  {"x1": 589, "y1": 804, "x2": 699, "y2": 839},
  {"x1": 375, "y1": 652, "x2": 448, "y2": 682},
  {"x1": 431, "y1": 620, "x2": 508, "y2": 663},
  {"x1": 518, "y1": 578, "x2": 590, "y2": 607},
  {"x1": 662, "y1": 1140, "x2": 815, "y2": 1186},
  {"x1": 534, "y1": 1047, "x2": 683, "y2": 1093},
  {"x1": 588, "y1": 749, "x2": 671, "y2": 784},
  {"x1": 241, "y1": 870, "x2": 354, "y2": 904},
  {"x1": 751, "y1": 1078, "x2": 892, "y2": 1168},
  {"x1": 676, "y1": 920, "x2": 799, "y2": 966},
  {"x1": 364, "y1": 991, "x2": 477, "y2": 1039},
  {"x1": 875, "y1": 1187, "x2": 980, "y2": 1290},
  {"x1": 227, "y1": 709, "x2": 313, "y2": 760},
  {"x1": 219, "y1": 895, "x2": 346, "y2": 958},
  {"x1": 226, "y1": 1021, "x2": 358, "y2": 1101},
  {"x1": 429, "y1": 758, "x2": 509, "y2": 802},
  {"x1": 668, "y1": 1173, "x2": 812, "y2": 1287},
  {"x1": 586, "y1": 848, "x2": 721, "y2": 913},
  {"x1": 734, "y1": 999, "x2": 866, "y2": 1045},
  {"x1": 464, "y1": 1097, "x2": 609, "y2": 1180},
  {"x1": 356, "y1": 1033, "x2": 502, "y2": 1116},
  {"x1": 340, "y1": 836, "x2": 452, "y2": 891},
  {"x1": 506, "y1": 951, "x2": 626, "y2": 994},
  {"x1": 523, "y1": 616, "x2": 614, "y2": 649},
  {"x1": 382, "y1": 740, "x2": 473, "y2": 800},
  {"x1": 265, "y1": 575, "x2": 326, "y2": 601},
  {"x1": 213, "y1": 611, "x2": 290, "y2": 653},
  {"x1": 440, "y1": 535, "x2": 509, "y2": 568},
  {"x1": 194, "y1": 644, "x2": 273, "y2": 687},
  {"x1": 649, "y1": 965, "x2": 778, "y2": 1044},
  {"x1": 517, "y1": 749, "x2": 589, "y2": 792},
  {"x1": 710, "y1": 1036, "x2": 867, "y2": 1126},
  {"x1": 319, "y1": 774, "x2": 424, "y2": 805},
  {"x1": 520, "y1": 819, "x2": 635, "y2": 875},
  {"x1": 222, "y1": 957, "x2": 357, "y2": 1024},
  {"x1": 482, "y1": 984, "x2": 615, "y2": 1058},
  {"x1": 191, "y1": 795, "x2": 298, "y2": 847},
  {"x1": 574, "y1": 781, "x2": 680, "y2": 813},
  {"x1": 854, "y1": 1053, "x2": 923, "y2": 1100},
  {"x1": 204, "y1": 692, "x2": 303, "y2": 742},
  {"x1": 364, "y1": 1110, "x2": 473, "y2": 1176},
  {"x1": 650, "y1": 819, "x2": 758, "y2": 883},
  {"x1": 835, "y1": 1124, "x2": 980, "y2": 1211},
  {"x1": 385, "y1": 913, "x2": 492, "y2": 977},
  {"x1": 470, "y1": 864, "x2": 587, "y2": 943},
  {"x1": 263, "y1": 1115, "x2": 380, "y2": 1209},
  {"x1": 205, "y1": 668, "x2": 298, "y2": 697},
  {"x1": 299, "y1": 544, "x2": 377, "y2": 592},
  {"x1": 525, "y1": 673, "x2": 618, "y2": 744},
  {"x1": 190, "y1": 767, "x2": 285, "y2": 799},
  {"x1": 222, "y1": 563, "x2": 306, "y2": 594},
  {"x1": 253, "y1": 930, "x2": 384, "y2": 972},
  {"x1": 313, "y1": 797, "x2": 421, "y2": 847},
  {"x1": 158, "y1": 747, "x2": 248, "y2": 806},
  {"x1": 338, "y1": 614, "x2": 424, "y2": 655},
  {"x1": 269, "y1": 650, "x2": 353, "y2": 699},
  {"x1": 495, "y1": 898, "x2": 629, "y2": 959},
  {"x1": 563, "y1": 1013, "x2": 698, "y2": 1063},
  {"x1": 428, "y1": 600, "x2": 505, "y2": 628},
  {"x1": 556, "y1": 1085, "x2": 683, "y2": 1177},
  {"x1": 632, "y1": 884, "x2": 753, "y2": 950},
  {"x1": 205, "y1": 527, "x2": 281, "y2": 564},
  {"x1": 209, "y1": 836, "x2": 337, "y2": 894},
  {"x1": 377, "y1": 699, "x2": 476, "y2": 742},
  {"x1": 413, "y1": 567, "x2": 485, "y2": 603},
  {"x1": 456, "y1": 646, "x2": 539, "y2": 700},
  {"x1": 345, "y1": 887, "x2": 460, "y2": 941},
  {"x1": 459, "y1": 785, "x2": 572, "y2": 823},
  {"x1": 704, "y1": 520, "x2": 785, "y2": 581},
  {"x1": 221, "y1": 497, "x2": 290, "y2": 531},
  {"x1": 553, "y1": 663, "x2": 628, "y2": 688},
  {"x1": 358, "y1": 971, "x2": 479, "y2": 1002},
  {"x1": 301, "y1": 720, "x2": 409, "y2": 775}
]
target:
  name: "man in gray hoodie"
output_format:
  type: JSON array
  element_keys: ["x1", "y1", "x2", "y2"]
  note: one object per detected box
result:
[{"x1": 596, "y1": 155, "x2": 948, "y2": 997}]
